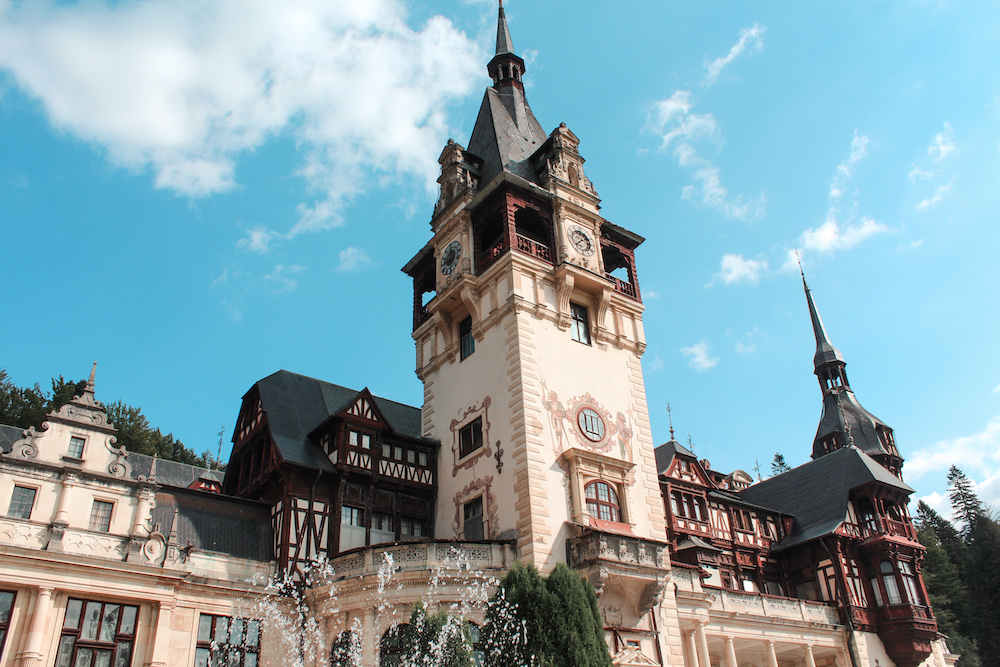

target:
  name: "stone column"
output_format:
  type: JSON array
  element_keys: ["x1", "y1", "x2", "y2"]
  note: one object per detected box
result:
[
  {"x1": 15, "y1": 587, "x2": 53, "y2": 667},
  {"x1": 145, "y1": 600, "x2": 174, "y2": 667},
  {"x1": 764, "y1": 639, "x2": 779, "y2": 667},
  {"x1": 695, "y1": 620, "x2": 712, "y2": 667},
  {"x1": 48, "y1": 474, "x2": 78, "y2": 550},
  {"x1": 803, "y1": 644, "x2": 817, "y2": 667},
  {"x1": 724, "y1": 635, "x2": 739, "y2": 667},
  {"x1": 363, "y1": 609, "x2": 376, "y2": 667},
  {"x1": 683, "y1": 629, "x2": 699, "y2": 667}
]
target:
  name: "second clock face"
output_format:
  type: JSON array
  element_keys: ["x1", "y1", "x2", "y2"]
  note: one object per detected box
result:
[
  {"x1": 441, "y1": 240, "x2": 462, "y2": 275},
  {"x1": 569, "y1": 226, "x2": 595, "y2": 256}
]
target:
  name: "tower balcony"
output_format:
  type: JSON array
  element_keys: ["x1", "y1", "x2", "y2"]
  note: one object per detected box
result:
[{"x1": 476, "y1": 232, "x2": 553, "y2": 273}]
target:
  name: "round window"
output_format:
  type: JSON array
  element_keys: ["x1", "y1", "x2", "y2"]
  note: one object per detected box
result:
[{"x1": 577, "y1": 407, "x2": 606, "y2": 442}]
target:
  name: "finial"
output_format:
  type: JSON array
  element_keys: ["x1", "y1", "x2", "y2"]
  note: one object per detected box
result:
[
  {"x1": 86, "y1": 361, "x2": 97, "y2": 392},
  {"x1": 496, "y1": 0, "x2": 515, "y2": 55},
  {"x1": 666, "y1": 403, "x2": 675, "y2": 441}
]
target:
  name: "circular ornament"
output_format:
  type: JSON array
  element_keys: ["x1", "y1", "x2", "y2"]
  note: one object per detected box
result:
[
  {"x1": 577, "y1": 407, "x2": 606, "y2": 442},
  {"x1": 441, "y1": 240, "x2": 462, "y2": 275},
  {"x1": 568, "y1": 226, "x2": 595, "y2": 256}
]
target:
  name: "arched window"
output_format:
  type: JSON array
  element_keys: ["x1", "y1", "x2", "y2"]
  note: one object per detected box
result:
[
  {"x1": 467, "y1": 621, "x2": 485, "y2": 666},
  {"x1": 585, "y1": 481, "x2": 622, "y2": 522},
  {"x1": 379, "y1": 624, "x2": 409, "y2": 667},
  {"x1": 330, "y1": 630, "x2": 360, "y2": 667},
  {"x1": 880, "y1": 561, "x2": 903, "y2": 605}
]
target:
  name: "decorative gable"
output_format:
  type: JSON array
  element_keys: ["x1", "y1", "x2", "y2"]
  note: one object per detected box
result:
[
  {"x1": 347, "y1": 396, "x2": 378, "y2": 422},
  {"x1": 668, "y1": 455, "x2": 713, "y2": 488}
]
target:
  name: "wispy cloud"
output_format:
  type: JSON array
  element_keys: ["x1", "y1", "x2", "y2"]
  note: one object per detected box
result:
[
  {"x1": 993, "y1": 381, "x2": 1000, "y2": 394},
  {"x1": 703, "y1": 24, "x2": 765, "y2": 87},
  {"x1": 713, "y1": 253, "x2": 768, "y2": 286},
  {"x1": 911, "y1": 415, "x2": 1000, "y2": 519},
  {"x1": 334, "y1": 246, "x2": 376, "y2": 272},
  {"x1": 800, "y1": 213, "x2": 890, "y2": 254},
  {"x1": 928, "y1": 122, "x2": 958, "y2": 162},
  {"x1": 732, "y1": 327, "x2": 760, "y2": 354},
  {"x1": 909, "y1": 164, "x2": 934, "y2": 182},
  {"x1": 680, "y1": 340, "x2": 718, "y2": 372},
  {"x1": 647, "y1": 354, "x2": 664, "y2": 372},
  {"x1": 829, "y1": 131, "x2": 868, "y2": 200},
  {"x1": 237, "y1": 227, "x2": 277, "y2": 254},
  {"x1": 0, "y1": 0, "x2": 481, "y2": 235},
  {"x1": 648, "y1": 91, "x2": 766, "y2": 221},
  {"x1": 916, "y1": 176, "x2": 955, "y2": 211},
  {"x1": 264, "y1": 263, "x2": 305, "y2": 294}
]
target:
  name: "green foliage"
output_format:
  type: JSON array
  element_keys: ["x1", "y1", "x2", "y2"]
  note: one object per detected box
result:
[
  {"x1": 0, "y1": 368, "x2": 210, "y2": 467},
  {"x1": 770, "y1": 453, "x2": 791, "y2": 475},
  {"x1": 330, "y1": 628, "x2": 361, "y2": 667},
  {"x1": 916, "y1": 470, "x2": 1000, "y2": 667},
  {"x1": 402, "y1": 600, "x2": 473, "y2": 667},
  {"x1": 482, "y1": 562, "x2": 612, "y2": 667}
]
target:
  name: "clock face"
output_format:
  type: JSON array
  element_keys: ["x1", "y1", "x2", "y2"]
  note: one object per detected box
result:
[
  {"x1": 441, "y1": 240, "x2": 462, "y2": 275},
  {"x1": 577, "y1": 407, "x2": 606, "y2": 442},
  {"x1": 568, "y1": 226, "x2": 595, "y2": 256}
]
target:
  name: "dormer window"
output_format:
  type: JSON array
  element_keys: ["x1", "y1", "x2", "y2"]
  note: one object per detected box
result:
[{"x1": 68, "y1": 436, "x2": 85, "y2": 458}]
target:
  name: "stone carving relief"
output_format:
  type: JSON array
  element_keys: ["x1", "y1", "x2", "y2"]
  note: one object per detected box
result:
[{"x1": 540, "y1": 380, "x2": 634, "y2": 464}]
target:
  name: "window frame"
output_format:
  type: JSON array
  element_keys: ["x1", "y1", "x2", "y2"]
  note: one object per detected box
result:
[
  {"x1": 0, "y1": 590, "x2": 14, "y2": 660},
  {"x1": 56, "y1": 598, "x2": 138, "y2": 667},
  {"x1": 7, "y1": 485, "x2": 37, "y2": 520},
  {"x1": 195, "y1": 614, "x2": 261, "y2": 667},
  {"x1": 459, "y1": 316, "x2": 475, "y2": 360},
  {"x1": 584, "y1": 480, "x2": 622, "y2": 523},
  {"x1": 463, "y1": 496, "x2": 484, "y2": 541},
  {"x1": 68, "y1": 436, "x2": 86, "y2": 458},
  {"x1": 458, "y1": 417, "x2": 484, "y2": 459},
  {"x1": 89, "y1": 500, "x2": 114, "y2": 533},
  {"x1": 570, "y1": 303, "x2": 591, "y2": 345}
]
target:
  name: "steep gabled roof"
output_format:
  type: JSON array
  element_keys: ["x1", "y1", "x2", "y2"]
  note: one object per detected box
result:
[
  {"x1": 737, "y1": 446, "x2": 913, "y2": 550},
  {"x1": 250, "y1": 370, "x2": 429, "y2": 470},
  {"x1": 654, "y1": 439, "x2": 696, "y2": 475},
  {"x1": 467, "y1": 86, "x2": 547, "y2": 187}
]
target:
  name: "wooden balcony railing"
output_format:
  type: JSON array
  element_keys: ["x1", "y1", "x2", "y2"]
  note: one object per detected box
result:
[
  {"x1": 477, "y1": 234, "x2": 553, "y2": 273},
  {"x1": 605, "y1": 274, "x2": 638, "y2": 300}
]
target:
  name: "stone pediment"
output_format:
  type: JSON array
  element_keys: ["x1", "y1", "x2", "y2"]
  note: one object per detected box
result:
[{"x1": 611, "y1": 647, "x2": 659, "y2": 666}]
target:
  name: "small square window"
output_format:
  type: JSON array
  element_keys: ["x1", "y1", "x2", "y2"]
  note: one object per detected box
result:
[
  {"x1": 570, "y1": 303, "x2": 591, "y2": 345},
  {"x1": 89, "y1": 500, "x2": 114, "y2": 533},
  {"x1": 68, "y1": 436, "x2": 85, "y2": 458},
  {"x1": 418, "y1": 452, "x2": 428, "y2": 467},
  {"x1": 348, "y1": 431, "x2": 358, "y2": 447},
  {"x1": 459, "y1": 418, "x2": 484, "y2": 458},
  {"x1": 7, "y1": 485, "x2": 36, "y2": 520},
  {"x1": 460, "y1": 316, "x2": 475, "y2": 360},
  {"x1": 406, "y1": 449, "x2": 416, "y2": 464}
]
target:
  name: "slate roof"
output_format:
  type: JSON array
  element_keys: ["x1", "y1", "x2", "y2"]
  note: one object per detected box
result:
[
  {"x1": 251, "y1": 370, "x2": 430, "y2": 471},
  {"x1": 814, "y1": 389, "x2": 893, "y2": 460},
  {"x1": 737, "y1": 446, "x2": 913, "y2": 551},
  {"x1": 0, "y1": 423, "x2": 23, "y2": 454},
  {"x1": 128, "y1": 452, "x2": 223, "y2": 489},
  {"x1": 653, "y1": 439, "x2": 696, "y2": 475},
  {"x1": 467, "y1": 86, "x2": 548, "y2": 188},
  {"x1": 151, "y1": 488, "x2": 272, "y2": 562}
]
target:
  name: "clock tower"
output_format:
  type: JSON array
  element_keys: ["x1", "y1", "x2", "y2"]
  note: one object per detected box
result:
[{"x1": 403, "y1": 4, "x2": 680, "y2": 659}]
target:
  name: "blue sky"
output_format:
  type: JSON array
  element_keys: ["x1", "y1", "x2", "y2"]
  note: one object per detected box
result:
[{"x1": 2, "y1": 0, "x2": 998, "y2": 519}]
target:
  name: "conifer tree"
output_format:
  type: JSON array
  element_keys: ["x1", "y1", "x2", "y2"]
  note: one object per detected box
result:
[
  {"x1": 402, "y1": 600, "x2": 473, "y2": 667},
  {"x1": 770, "y1": 453, "x2": 791, "y2": 475},
  {"x1": 947, "y1": 466, "x2": 984, "y2": 534}
]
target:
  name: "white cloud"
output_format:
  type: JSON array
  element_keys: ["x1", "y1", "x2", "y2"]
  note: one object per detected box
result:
[
  {"x1": 647, "y1": 354, "x2": 664, "y2": 372},
  {"x1": 264, "y1": 263, "x2": 305, "y2": 293},
  {"x1": 703, "y1": 23, "x2": 765, "y2": 87},
  {"x1": 334, "y1": 246, "x2": 376, "y2": 272},
  {"x1": 680, "y1": 340, "x2": 718, "y2": 372},
  {"x1": 928, "y1": 122, "x2": 958, "y2": 162},
  {"x1": 992, "y1": 381, "x2": 1000, "y2": 394},
  {"x1": 915, "y1": 176, "x2": 955, "y2": 211},
  {"x1": 909, "y1": 164, "x2": 934, "y2": 182},
  {"x1": 733, "y1": 327, "x2": 759, "y2": 354},
  {"x1": 800, "y1": 212, "x2": 890, "y2": 254},
  {"x1": 0, "y1": 0, "x2": 481, "y2": 234},
  {"x1": 714, "y1": 253, "x2": 768, "y2": 286},
  {"x1": 909, "y1": 415, "x2": 1000, "y2": 518},
  {"x1": 829, "y1": 130, "x2": 868, "y2": 200},
  {"x1": 237, "y1": 227, "x2": 276, "y2": 254},
  {"x1": 648, "y1": 91, "x2": 766, "y2": 221}
]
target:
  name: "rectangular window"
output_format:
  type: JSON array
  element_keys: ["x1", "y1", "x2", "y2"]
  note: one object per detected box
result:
[
  {"x1": 7, "y1": 485, "x2": 36, "y2": 520},
  {"x1": 463, "y1": 496, "x2": 484, "y2": 541},
  {"x1": 418, "y1": 452, "x2": 428, "y2": 467},
  {"x1": 89, "y1": 500, "x2": 114, "y2": 533},
  {"x1": 68, "y1": 436, "x2": 86, "y2": 458},
  {"x1": 371, "y1": 512, "x2": 395, "y2": 546},
  {"x1": 900, "y1": 561, "x2": 922, "y2": 605},
  {"x1": 341, "y1": 506, "x2": 363, "y2": 527},
  {"x1": 195, "y1": 614, "x2": 260, "y2": 667},
  {"x1": 382, "y1": 443, "x2": 392, "y2": 458},
  {"x1": 56, "y1": 598, "x2": 137, "y2": 667},
  {"x1": 570, "y1": 303, "x2": 591, "y2": 345},
  {"x1": 407, "y1": 449, "x2": 416, "y2": 464},
  {"x1": 361, "y1": 434, "x2": 371, "y2": 449},
  {"x1": 340, "y1": 506, "x2": 365, "y2": 552},
  {"x1": 460, "y1": 316, "x2": 475, "y2": 360},
  {"x1": 459, "y1": 417, "x2": 484, "y2": 459},
  {"x1": 401, "y1": 518, "x2": 427, "y2": 538},
  {"x1": 0, "y1": 590, "x2": 15, "y2": 659},
  {"x1": 348, "y1": 431, "x2": 358, "y2": 447}
]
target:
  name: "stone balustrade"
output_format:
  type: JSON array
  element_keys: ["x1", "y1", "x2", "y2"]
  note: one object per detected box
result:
[
  {"x1": 325, "y1": 541, "x2": 516, "y2": 581},
  {"x1": 703, "y1": 585, "x2": 842, "y2": 625}
]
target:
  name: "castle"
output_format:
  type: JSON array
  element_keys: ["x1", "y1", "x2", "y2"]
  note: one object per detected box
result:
[{"x1": 0, "y1": 5, "x2": 955, "y2": 667}]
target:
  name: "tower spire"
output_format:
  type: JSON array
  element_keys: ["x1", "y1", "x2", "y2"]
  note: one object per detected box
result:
[
  {"x1": 496, "y1": 0, "x2": 515, "y2": 55},
  {"x1": 800, "y1": 267, "x2": 844, "y2": 371}
]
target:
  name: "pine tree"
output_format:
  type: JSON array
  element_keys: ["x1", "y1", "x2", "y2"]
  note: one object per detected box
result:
[
  {"x1": 947, "y1": 466, "x2": 984, "y2": 534},
  {"x1": 967, "y1": 515, "x2": 1000, "y2": 667},
  {"x1": 770, "y1": 453, "x2": 791, "y2": 475}
]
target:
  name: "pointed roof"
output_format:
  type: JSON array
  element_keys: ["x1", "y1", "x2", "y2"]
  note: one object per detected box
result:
[
  {"x1": 495, "y1": 0, "x2": 514, "y2": 55},
  {"x1": 802, "y1": 273, "x2": 844, "y2": 369},
  {"x1": 738, "y1": 446, "x2": 912, "y2": 550},
  {"x1": 468, "y1": 2, "x2": 548, "y2": 187}
]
